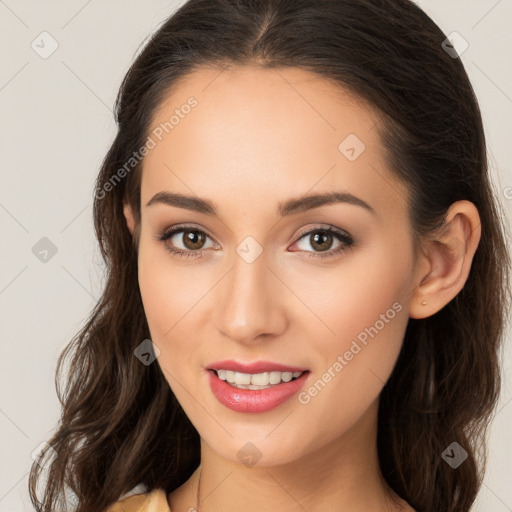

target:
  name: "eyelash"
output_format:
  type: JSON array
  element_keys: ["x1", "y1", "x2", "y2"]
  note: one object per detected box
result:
[{"x1": 155, "y1": 224, "x2": 354, "y2": 260}]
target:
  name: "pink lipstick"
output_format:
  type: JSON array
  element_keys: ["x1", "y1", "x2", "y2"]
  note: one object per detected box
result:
[{"x1": 206, "y1": 360, "x2": 310, "y2": 413}]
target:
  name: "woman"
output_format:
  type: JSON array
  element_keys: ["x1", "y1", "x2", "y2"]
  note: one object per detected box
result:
[{"x1": 29, "y1": 0, "x2": 511, "y2": 511}]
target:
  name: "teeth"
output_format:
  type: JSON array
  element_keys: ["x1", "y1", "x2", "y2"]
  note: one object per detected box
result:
[
  {"x1": 234, "y1": 372, "x2": 251, "y2": 385},
  {"x1": 215, "y1": 369, "x2": 303, "y2": 387}
]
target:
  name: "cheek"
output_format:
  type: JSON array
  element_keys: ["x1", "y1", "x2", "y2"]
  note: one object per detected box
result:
[
  {"x1": 136, "y1": 242, "x2": 216, "y2": 390},
  {"x1": 137, "y1": 239, "x2": 207, "y2": 337},
  {"x1": 290, "y1": 241, "x2": 410, "y2": 348},
  {"x1": 293, "y1": 250, "x2": 411, "y2": 432},
  {"x1": 293, "y1": 311, "x2": 408, "y2": 458},
  {"x1": 137, "y1": 244, "x2": 185, "y2": 358}
]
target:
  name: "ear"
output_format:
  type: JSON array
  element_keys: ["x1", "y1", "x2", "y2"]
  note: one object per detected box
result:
[
  {"x1": 123, "y1": 200, "x2": 136, "y2": 235},
  {"x1": 409, "y1": 200, "x2": 481, "y2": 319}
]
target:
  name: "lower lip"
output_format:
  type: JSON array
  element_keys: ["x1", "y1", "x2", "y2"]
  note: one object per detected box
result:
[{"x1": 207, "y1": 370, "x2": 310, "y2": 413}]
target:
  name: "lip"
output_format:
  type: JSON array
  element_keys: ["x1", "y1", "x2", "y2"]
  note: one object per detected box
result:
[
  {"x1": 206, "y1": 359, "x2": 309, "y2": 374},
  {"x1": 207, "y1": 369, "x2": 310, "y2": 413}
]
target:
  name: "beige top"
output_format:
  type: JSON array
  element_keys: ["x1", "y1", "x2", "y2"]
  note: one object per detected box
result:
[{"x1": 104, "y1": 488, "x2": 171, "y2": 512}]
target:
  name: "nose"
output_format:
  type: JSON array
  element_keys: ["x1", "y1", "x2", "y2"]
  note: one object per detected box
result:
[{"x1": 214, "y1": 251, "x2": 288, "y2": 344}]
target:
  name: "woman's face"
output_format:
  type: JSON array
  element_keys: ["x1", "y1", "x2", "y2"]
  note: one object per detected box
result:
[{"x1": 126, "y1": 65, "x2": 420, "y2": 466}]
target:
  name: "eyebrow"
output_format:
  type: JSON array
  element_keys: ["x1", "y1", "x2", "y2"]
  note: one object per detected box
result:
[{"x1": 145, "y1": 190, "x2": 376, "y2": 217}]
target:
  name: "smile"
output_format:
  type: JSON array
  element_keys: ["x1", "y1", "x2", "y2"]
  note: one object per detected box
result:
[
  {"x1": 214, "y1": 369, "x2": 304, "y2": 389},
  {"x1": 206, "y1": 365, "x2": 311, "y2": 413}
]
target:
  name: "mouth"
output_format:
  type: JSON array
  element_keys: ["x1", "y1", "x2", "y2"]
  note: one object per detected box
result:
[
  {"x1": 209, "y1": 368, "x2": 306, "y2": 390},
  {"x1": 206, "y1": 364, "x2": 311, "y2": 413}
]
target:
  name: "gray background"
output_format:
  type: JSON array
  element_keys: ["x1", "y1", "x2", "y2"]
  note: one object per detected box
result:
[{"x1": 0, "y1": 1, "x2": 511, "y2": 510}]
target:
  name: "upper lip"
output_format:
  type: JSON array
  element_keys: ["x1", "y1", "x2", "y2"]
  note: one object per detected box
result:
[{"x1": 207, "y1": 360, "x2": 309, "y2": 374}]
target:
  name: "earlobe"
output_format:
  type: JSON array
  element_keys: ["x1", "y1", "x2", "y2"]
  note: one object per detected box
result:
[
  {"x1": 409, "y1": 200, "x2": 481, "y2": 319},
  {"x1": 123, "y1": 201, "x2": 135, "y2": 235}
]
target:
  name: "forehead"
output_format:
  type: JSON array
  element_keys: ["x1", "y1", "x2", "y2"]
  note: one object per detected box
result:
[{"x1": 140, "y1": 65, "x2": 409, "y2": 222}]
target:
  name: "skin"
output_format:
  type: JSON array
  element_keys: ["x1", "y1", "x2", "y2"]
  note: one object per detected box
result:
[{"x1": 123, "y1": 65, "x2": 481, "y2": 512}]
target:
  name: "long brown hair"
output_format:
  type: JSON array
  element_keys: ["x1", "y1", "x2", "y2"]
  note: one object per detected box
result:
[{"x1": 29, "y1": 1, "x2": 511, "y2": 511}]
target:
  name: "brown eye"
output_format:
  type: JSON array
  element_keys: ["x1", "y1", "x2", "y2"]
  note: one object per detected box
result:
[
  {"x1": 309, "y1": 231, "x2": 334, "y2": 252},
  {"x1": 291, "y1": 226, "x2": 354, "y2": 260},
  {"x1": 181, "y1": 229, "x2": 207, "y2": 250},
  {"x1": 157, "y1": 225, "x2": 216, "y2": 259}
]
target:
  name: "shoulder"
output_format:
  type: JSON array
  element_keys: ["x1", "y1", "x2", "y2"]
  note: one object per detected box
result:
[{"x1": 104, "y1": 488, "x2": 171, "y2": 512}]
